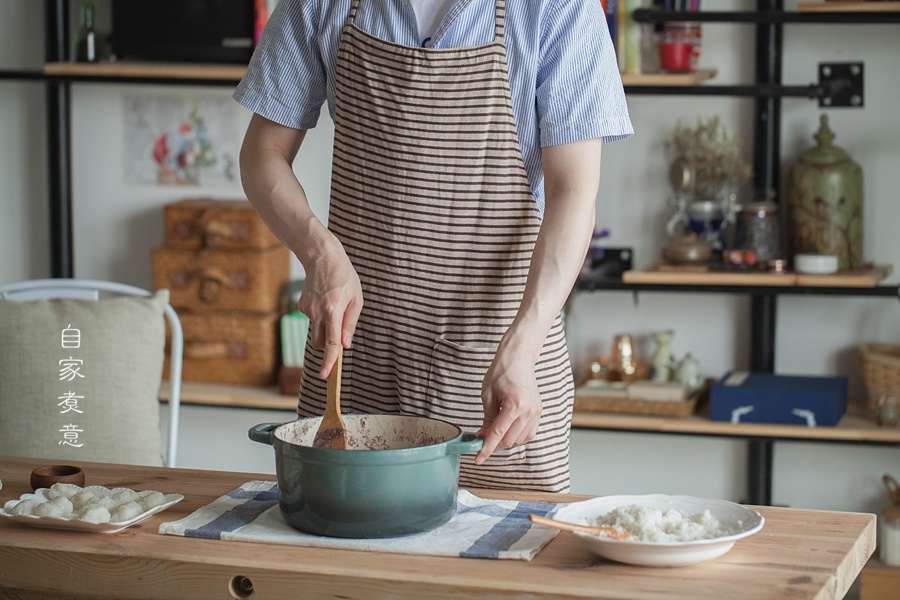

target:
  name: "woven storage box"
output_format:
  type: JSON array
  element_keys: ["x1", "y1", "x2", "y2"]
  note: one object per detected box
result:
[
  {"x1": 152, "y1": 245, "x2": 290, "y2": 314},
  {"x1": 859, "y1": 343, "x2": 900, "y2": 411},
  {"x1": 164, "y1": 198, "x2": 281, "y2": 250},
  {"x1": 574, "y1": 384, "x2": 704, "y2": 418},
  {"x1": 165, "y1": 311, "x2": 281, "y2": 386}
]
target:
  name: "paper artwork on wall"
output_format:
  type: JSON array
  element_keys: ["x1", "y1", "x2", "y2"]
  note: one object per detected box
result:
[{"x1": 123, "y1": 94, "x2": 240, "y2": 187}]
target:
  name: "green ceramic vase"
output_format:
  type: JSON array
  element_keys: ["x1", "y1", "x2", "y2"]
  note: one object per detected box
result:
[{"x1": 787, "y1": 114, "x2": 863, "y2": 271}]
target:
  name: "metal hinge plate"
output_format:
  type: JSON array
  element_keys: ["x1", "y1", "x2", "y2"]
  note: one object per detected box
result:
[{"x1": 818, "y1": 62, "x2": 864, "y2": 108}]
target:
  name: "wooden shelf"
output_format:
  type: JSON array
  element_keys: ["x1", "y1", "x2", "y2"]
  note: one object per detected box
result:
[
  {"x1": 573, "y1": 402, "x2": 900, "y2": 444},
  {"x1": 621, "y1": 69, "x2": 716, "y2": 86},
  {"x1": 42, "y1": 63, "x2": 718, "y2": 87},
  {"x1": 159, "y1": 381, "x2": 296, "y2": 412},
  {"x1": 621, "y1": 264, "x2": 894, "y2": 288},
  {"x1": 43, "y1": 61, "x2": 246, "y2": 82},
  {"x1": 158, "y1": 381, "x2": 900, "y2": 445}
]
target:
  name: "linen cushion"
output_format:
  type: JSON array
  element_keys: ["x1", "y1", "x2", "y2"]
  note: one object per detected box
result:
[{"x1": 0, "y1": 291, "x2": 168, "y2": 466}]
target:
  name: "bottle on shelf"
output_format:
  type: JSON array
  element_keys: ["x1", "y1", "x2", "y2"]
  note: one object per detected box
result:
[{"x1": 75, "y1": 0, "x2": 99, "y2": 63}]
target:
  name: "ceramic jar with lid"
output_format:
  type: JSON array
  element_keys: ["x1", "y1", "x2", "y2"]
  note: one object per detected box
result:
[{"x1": 787, "y1": 114, "x2": 863, "y2": 271}]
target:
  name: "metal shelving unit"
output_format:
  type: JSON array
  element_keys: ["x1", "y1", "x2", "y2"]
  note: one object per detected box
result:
[{"x1": 575, "y1": 1, "x2": 900, "y2": 506}]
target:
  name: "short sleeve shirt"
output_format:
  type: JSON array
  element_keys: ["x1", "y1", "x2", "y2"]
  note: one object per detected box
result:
[{"x1": 234, "y1": 0, "x2": 634, "y2": 214}]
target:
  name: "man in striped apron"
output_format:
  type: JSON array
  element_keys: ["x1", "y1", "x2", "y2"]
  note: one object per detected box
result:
[{"x1": 235, "y1": 0, "x2": 632, "y2": 492}]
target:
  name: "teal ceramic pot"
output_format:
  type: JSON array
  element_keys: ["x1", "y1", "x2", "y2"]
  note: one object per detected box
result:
[{"x1": 249, "y1": 414, "x2": 483, "y2": 538}]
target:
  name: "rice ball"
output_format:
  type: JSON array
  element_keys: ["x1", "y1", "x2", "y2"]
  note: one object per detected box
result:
[
  {"x1": 79, "y1": 504, "x2": 112, "y2": 523},
  {"x1": 139, "y1": 491, "x2": 167, "y2": 512},
  {"x1": 52, "y1": 495, "x2": 74, "y2": 513},
  {"x1": 71, "y1": 489, "x2": 98, "y2": 511},
  {"x1": 35, "y1": 496, "x2": 73, "y2": 518},
  {"x1": 111, "y1": 501, "x2": 143, "y2": 523},
  {"x1": 10, "y1": 499, "x2": 42, "y2": 516},
  {"x1": 48, "y1": 482, "x2": 82, "y2": 499},
  {"x1": 92, "y1": 495, "x2": 118, "y2": 510},
  {"x1": 110, "y1": 489, "x2": 140, "y2": 505}
]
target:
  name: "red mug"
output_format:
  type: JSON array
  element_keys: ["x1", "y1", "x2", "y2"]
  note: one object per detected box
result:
[{"x1": 658, "y1": 41, "x2": 693, "y2": 73}]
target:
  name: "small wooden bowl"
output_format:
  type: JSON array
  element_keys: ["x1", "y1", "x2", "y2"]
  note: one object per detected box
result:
[
  {"x1": 663, "y1": 242, "x2": 712, "y2": 265},
  {"x1": 30, "y1": 465, "x2": 85, "y2": 491}
]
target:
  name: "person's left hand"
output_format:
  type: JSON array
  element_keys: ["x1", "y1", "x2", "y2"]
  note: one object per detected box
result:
[{"x1": 475, "y1": 348, "x2": 542, "y2": 465}]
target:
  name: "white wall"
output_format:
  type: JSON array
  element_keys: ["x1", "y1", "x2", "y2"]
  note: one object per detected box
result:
[{"x1": 1, "y1": 0, "x2": 897, "y2": 514}]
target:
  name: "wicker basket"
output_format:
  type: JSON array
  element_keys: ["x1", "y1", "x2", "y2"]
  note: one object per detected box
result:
[
  {"x1": 164, "y1": 198, "x2": 281, "y2": 250},
  {"x1": 860, "y1": 343, "x2": 900, "y2": 411},
  {"x1": 152, "y1": 245, "x2": 290, "y2": 314},
  {"x1": 575, "y1": 385, "x2": 702, "y2": 418},
  {"x1": 164, "y1": 311, "x2": 281, "y2": 386}
]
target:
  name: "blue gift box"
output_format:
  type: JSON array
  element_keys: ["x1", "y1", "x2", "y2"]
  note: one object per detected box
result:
[{"x1": 710, "y1": 371, "x2": 848, "y2": 427}]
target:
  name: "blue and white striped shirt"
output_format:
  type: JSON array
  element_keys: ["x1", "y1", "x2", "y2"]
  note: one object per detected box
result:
[{"x1": 234, "y1": 0, "x2": 634, "y2": 213}]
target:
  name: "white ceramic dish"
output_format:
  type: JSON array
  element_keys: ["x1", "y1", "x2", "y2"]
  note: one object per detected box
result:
[
  {"x1": 794, "y1": 253, "x2": 839, "y2": 274},
  {"x1": 551, "y1": 494, "x2": 764, "y2": 567},
  {"x1": 0, "y1": 486, "x2": 184, "y2": 534}
]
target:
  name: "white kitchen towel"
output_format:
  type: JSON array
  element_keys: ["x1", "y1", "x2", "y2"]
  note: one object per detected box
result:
[{"x1": 159, "y1": 481, "x2": 559, "y2": 560}]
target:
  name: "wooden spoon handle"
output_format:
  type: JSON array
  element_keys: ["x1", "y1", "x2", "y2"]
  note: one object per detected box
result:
[
  {"x1": 325, "y1": 346, "x2": 343, "y2": 418},
  {"x1": 528, "y1": 514, "x2": 636, "y2": 541}
]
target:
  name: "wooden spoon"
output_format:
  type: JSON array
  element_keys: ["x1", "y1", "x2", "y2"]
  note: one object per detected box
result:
[
  {"x1": 528, "y1": 514, "x2": 638, "y2": 541},
  {"x1": 312, "y1": 346, "x2": 347, "y2": 449}
]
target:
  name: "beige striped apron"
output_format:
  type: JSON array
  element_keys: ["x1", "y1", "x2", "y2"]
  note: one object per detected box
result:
[{"x1": 298, "y1": 0, "x2": 575, "y2": 493}]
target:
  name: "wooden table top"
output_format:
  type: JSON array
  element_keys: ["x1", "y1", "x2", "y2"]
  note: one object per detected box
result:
[{"x1": 0, "y1": 456, "x2": 876, "y2": 600}]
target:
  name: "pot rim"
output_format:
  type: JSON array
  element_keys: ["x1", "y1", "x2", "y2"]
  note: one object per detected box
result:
[{"x1": 265, "y1": 414, "x2": 483, "y2": 464}]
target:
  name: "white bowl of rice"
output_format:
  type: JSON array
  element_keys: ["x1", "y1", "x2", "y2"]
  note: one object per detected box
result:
[{"x1": 550, "y1": 494, "x2": 764, "y2": 567}]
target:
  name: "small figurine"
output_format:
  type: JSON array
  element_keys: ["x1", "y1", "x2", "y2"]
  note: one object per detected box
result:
[{"x1": 651, "y1": 329, "x2": 675, "y2": 382}]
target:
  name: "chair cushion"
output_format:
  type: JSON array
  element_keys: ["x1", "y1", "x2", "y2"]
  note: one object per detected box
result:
[{"x1": 0, "y1": 290, "x2": 169, "y2": 466}]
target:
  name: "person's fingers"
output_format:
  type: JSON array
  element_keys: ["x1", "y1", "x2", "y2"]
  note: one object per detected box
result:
[
  {"x1": 513, "y1": 420, "x2": 540, "y2": 448},
  {"x1": 341, "y1": 295, "x2": 362, "y2": 348},
  {"x1": 319, "y1": 339, "x2": 342, "y2": 379},
  {"x1": 475, "y1": 409, "x2": 520, "y2": 465},
  {"x1": 308, "y1": 323, "x2": 326, "y2": 349}
]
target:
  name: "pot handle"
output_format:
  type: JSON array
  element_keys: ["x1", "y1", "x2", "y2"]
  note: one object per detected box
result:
[
  {"x1": 248, "y1": 422, "x2": 281, "y2": 446},
  {"x1": 445, "y1": 432, "x2": 484, "y2": 456}
]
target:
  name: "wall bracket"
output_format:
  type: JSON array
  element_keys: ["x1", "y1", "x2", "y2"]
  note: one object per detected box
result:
[{"x1": 818, "y1": 62, "x2": 864, "y2": 108}]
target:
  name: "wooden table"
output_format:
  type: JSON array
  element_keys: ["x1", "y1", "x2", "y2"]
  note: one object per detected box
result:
[{"x1": 0, "y1": 456, "x2": 876, "y2": 600}]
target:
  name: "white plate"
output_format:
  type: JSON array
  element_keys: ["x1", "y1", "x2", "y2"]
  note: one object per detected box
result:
[
  {"x1": 551, "y1": 494, "x2": 764, "y2": 567},
  {"x1": 0, "y1": 486, "x2": 184, "y2": 534}
]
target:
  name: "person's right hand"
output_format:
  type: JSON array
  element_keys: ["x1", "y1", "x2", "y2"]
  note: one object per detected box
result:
[{"x1": 296, "y1": 238, "x2": 363, "y2": 379}]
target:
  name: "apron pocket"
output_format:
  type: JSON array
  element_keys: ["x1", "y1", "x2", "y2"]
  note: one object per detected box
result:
[{"x1": 409, "y1": 336, "x2": 526, "y2": 464}]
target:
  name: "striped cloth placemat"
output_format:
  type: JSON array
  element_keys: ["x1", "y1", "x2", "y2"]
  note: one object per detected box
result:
[{"x1": 159, "y1": 481, "x2": 559, "y2": 560}]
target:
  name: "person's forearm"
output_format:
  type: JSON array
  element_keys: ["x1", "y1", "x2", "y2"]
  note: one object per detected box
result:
[
  {"x1": 240, "y1": 115, "x2": 362, "y2": 365},
  {"x1": 499, "y1": 138, "x2": 602, "y2": 361},
  {"x1": 239, "y1": 115, "x2": 335, "y2": 270}
]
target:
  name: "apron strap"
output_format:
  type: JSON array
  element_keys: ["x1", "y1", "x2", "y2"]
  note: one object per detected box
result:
[
  {"x1": 494, "y1": 0, "x2": 506, "y2": 42},
  {"x1": 348, "y1": 0, "x2": 362, "y2": 26}
]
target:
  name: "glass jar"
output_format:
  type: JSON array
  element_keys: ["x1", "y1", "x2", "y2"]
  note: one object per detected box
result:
[
  {"x1": 881, "y1": 506, "x2": 900, "y2": 566},
  {"x1": 737, "y1": 201, "x2": 785, "y2": 267}
]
